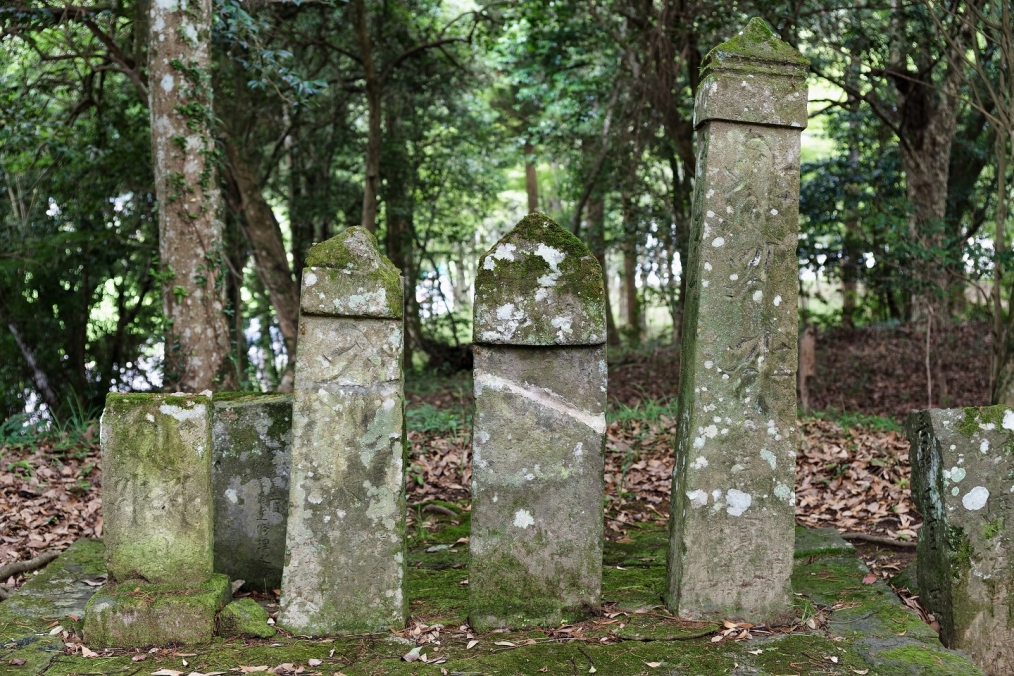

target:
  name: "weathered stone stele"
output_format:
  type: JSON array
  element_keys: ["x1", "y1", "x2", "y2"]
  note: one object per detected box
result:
[
  {"x1": 908, "y1": 407, "x2": 1014, "y2": 675},
  {"x1": 665, "y1": 18, "x2": 807, "y2": 622},
  {"x1": 469, "y1": 213, "x2": 607, "y2": 631},
  {"x1": 278, "y1": 226, "x2": 407, "y2": 635},
  {"x1": 85, "y1": 392, "x2": 230, "y2": 647},
  {"x1": 212, "y1": 392, "x2": 292, "y2": 591},
  {"x1": 99, "y1": 393, "x2": 215, "y2": 585}
]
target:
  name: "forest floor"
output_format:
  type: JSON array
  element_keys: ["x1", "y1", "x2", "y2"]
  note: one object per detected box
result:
[{"x1": 0, "y1": 321, "x2": 993, "y2": 652}]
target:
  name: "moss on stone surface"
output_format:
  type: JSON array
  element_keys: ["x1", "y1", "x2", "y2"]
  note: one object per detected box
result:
[
  {"x1": 702, "y1": 17, "x2": 809, "y2": 74},
  {"x1": 220, "y1": 598, "x2": 276, "y2": 638},
  {"x1": 2, "y1": 525, "x2": 987, "y2": 674},
  {"x1": 473, "y1": 212, "x2": 605, "y2": 346},
  {"x1": 300, "y1": 227, "x2": 404, "y2": 318},
  {"x1": 82, "y1": 573, "x2": 231, "y2": 648}
]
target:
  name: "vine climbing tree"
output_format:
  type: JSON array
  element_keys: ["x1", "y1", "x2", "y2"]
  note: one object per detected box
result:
[{"x1": 149, "y1": 0, "x2": 235, "y2": 391}]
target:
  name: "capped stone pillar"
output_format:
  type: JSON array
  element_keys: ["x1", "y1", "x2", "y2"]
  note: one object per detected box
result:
[
  {"x1": 469, "y1": 213, "x2": 607, "y2": 631},
  {"x1": 908, "y1": 407, "x2": 1014, "y2": 675},
  {"x1": 278, "y1": 227, "x2": 407, "y2": 635},
  {"x1": 665, "y1": 18, "x2": 808, "y2": 622},
  {"x1": 84, "y1": 393, "x2": 231, "y2": 647}
]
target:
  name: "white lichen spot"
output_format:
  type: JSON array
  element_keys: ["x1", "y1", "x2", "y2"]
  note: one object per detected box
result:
[
  {"x1": 726, "y1": 489, "x2": 752, "y2": 516},
  {"x1": 949, "y1": 467, "x2": 966, "y2": 483},
  {"x1": 687, "y1": 489, "x2": 708, "y2": 508},
  {"x1": 702, "y1": 280, "x2": 710, "y2": 288},
  {"x1": 304, "y1": 271, "x2": 318, "y2": 287},
  {"x1": 574, "y1": 442, "x2": 584, "y2": 459},
  {"x1": 704, "y1": 262, "x2": 713, "y2": 271},
  {"x1": 981, "y1": 439, "x2": 990, "y2": 453},
  {"x1": 774, "y1": 483, "x2": 793, "y2": 504},
  {"x1": 760, "y1": 449, "x2": 776, "y2": 470},
  {"x1": 534, "y1": 243, "x2": 565, "y2": 273},
  {"x1": 729, "y1": 274, "x2": 739, "y2": 281},
  {"x1": 513, "y1": 509, "x2": 535, "y2": 529},
  {"x1": 552, "y1": 315, "x2": 574, "y2": 339},
  {"x1": 773, "y1": 295, "x2": 782, "y2": 306},
  {"x1": 704, "y1": 360, "x2": 714, "y2": 369},
  {"x1": 707, "y1": 210, "x2": 716, "y2": 218},
  {"x1": 1004, "y1": 410, "x2": 1014, "y2": 431},
  {"x1": 146, "y1": 413, "x2": 155, "y2": 423},
  {"x1": 704, "y1": 425, "x2": 718, "y2": 439},
  {"x1": 225, "y1": 488, "x2": 238, "y2": 505},
  {"x1": 770, "y1": 208, "x2": 779, "y2": 216},
  {"x1": 706, "y1": 189, "x2": 715, "y2": 198},
  {"x1": 160, "y1": 74, "x2": 174, "y2": 93},
  {"x1": 952, "y1": 486, "x2": 960, "y2": 496},
  {"x1": 690, "y1": 456, "x2": 708, "y2": 470},
  {"x1": 159, "y1": 402, "x2": 205, "y2": 423},
  {"x1": 752, "y1": 290, "x2": 763, "y2": 302},
  {"x1": 962, "y1": 486, "x2": 989, "y2": 511},
  {"x1": 712, "y1": 237, "x2": 725, "y2": 248},
  {"x1": 307, "y1": 491, "x2": 323, "y2": 505},
  {"x1": 693, "y1": 436, "x2": 705, "y2": 449}
]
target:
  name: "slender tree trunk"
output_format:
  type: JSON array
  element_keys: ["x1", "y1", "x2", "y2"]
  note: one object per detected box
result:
[
  {"x1": 223, "y1": 138, "x2": 299, "y2": 391},
  {"x1": 224, "y1": 209, "x2": 247, "y2": 387},
  {"x1": 149, "y1": 0, "x2": 234, "y2": 391},
  {"x1": 995, "y1": 131, "x2": 1011, "y2": 403},
  {"x1": 353, "y1": 0, "x2": 381, "y2": 233},
  {"x1": 621, "y1": 193, "x2": 640, "y2": 340},
  {"x1": 586, "y1": 195, "x2": 619, "y2": 346},
  {"x1": 3, "y1": 312, "x2": 60, "y2": 413},
  {"x1": 524, "y1": 141, "x2": 539, "y2": 213},
  {"x1": 382, "y1": 119, "x2": 419, "y2": 370}
]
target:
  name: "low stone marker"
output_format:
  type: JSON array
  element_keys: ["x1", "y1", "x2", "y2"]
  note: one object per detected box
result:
[
  {"x1": 909, "y1": 407, "x2": 1014, "y2": 674},
  {"x1": 212, "y1": 392, "x2": 292, "y2": 591},
  {"x1": 665, "y1": 18, "x2": 807, "y2": 622},
  {"x1": 469, "y1": 212, "x2": 607, "y2": 630},
  {"x1": 278, "y1": 227, "x2": 407, "y2": 635},
  {"x1": 84, "y1": 393, "x2": 231, "y2": 647}
]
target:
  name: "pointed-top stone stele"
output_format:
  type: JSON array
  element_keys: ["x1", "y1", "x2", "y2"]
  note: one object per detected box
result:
[
  {"x1": 474, "y1": 213, "x2": 605, "y2": 346},
  {"x1": 300, "y1": 226, "x2": 404, "y2": 319},
  {"x1": 695, "y1": 17, "x2": 809, "y2": 130}
]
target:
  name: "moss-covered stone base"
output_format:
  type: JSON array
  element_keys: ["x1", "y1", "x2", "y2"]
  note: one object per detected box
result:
[
  {"x1": 1, "y1": 527, "x2": 986, "y2": 675},
  {"x1": 220, "y1": 598, "x2": 276, "y2": 638},
  {"x1": 81, "y1": 573, "x2": 231, "y2": 648}
]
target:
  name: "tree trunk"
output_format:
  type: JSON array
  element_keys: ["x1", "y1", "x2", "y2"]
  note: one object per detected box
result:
[
  {"x1": 586, "y1": 195, "x2": 619, "y2": 346},
  {"x1": 353, "y1": 0, "x2": 381, "y2": 233},
  {"x1": 621, "y1": 193, "x2": 640, "y2": 341},
  {"x1": 224, "y1": 138, "x2": 299, "y2": 391},
  {"x1": 223, "y1": 208, "x2": 247, "y2": 387},
  {"x1": 524, "y1": 141, "x2": 539, "y2": 213},
  {"x1": 149, "y1": 0, "x2": 234, "y2": 391},
  {"x1": 382, "y1": 118, "x2": 419, "y2": 370}
]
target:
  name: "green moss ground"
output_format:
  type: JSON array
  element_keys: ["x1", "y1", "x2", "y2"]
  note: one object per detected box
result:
[{"x1": 1, "y1": 522, "x2": 985, "y2": 675}]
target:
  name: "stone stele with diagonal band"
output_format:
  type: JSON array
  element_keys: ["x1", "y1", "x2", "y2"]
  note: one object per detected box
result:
[{"x1": 469, "y1": 213, "x2": 607, "y2": 630}]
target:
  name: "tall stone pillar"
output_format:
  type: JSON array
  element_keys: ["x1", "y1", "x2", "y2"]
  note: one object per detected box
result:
[
  {"x1": 278, "y1": 227, "x2": 407, "y2": 635},
  {"x1": 469, "y1": 213, "x2": 607, "y2": 631},
  {"x1": 665, "y1": 18, "x2": 808, "y2": 622}
]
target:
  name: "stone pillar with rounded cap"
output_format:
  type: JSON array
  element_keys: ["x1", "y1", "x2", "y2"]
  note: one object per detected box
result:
[
  {"x1": 468, "y1": 212, "x2": 607, "y2": 631},
  {"x1": 664, "y1": 18, "x2": 808, "y2": 622},
  {"x1": 278, "y1": 227, "x2": 407, "y2": 635}
]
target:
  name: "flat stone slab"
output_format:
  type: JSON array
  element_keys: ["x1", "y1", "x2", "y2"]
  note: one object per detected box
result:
[
  {"x1": 82, "y1": 573, "x2": 231, "y2": 648},
  {"x1": 0, "y1": 528, "x2": 985, "y2": 675},
  {"x1": 793, "y1": 526, "x2": 854, "y2": 559},
  {"x1": 0, "y1": 539, "x2": 105, "y2": 627},
  {"x1": 213, "y1": 392, "x2": 292, "y2": 592}
]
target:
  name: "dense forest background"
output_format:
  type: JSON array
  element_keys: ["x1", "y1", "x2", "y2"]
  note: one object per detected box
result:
[{"x1": 1, "y1": 0, "x2": 1012, "y2": 424}]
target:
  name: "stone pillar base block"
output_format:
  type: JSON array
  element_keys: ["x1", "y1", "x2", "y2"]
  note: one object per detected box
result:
[
  {"x1": 83, "y1": 573, "x2": 231, "y2": 648},
  {"x1": 220, "y1": 598, "x2": 276, "y2": 638}
]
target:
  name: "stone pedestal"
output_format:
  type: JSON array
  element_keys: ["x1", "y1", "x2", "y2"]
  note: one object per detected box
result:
[
  {"x1": 468, "y1": 213, "x2": 607, "y2": 630},
  {"x1": 909, "y1": 407, "x2": 1014, "y2": 675},
  {"x1": 85, "y1": 392, "x2": 229, "y2": 646},
  {"x1": 278, "y1": 227, "x2": 407, "y2": 635},
  {"x1": 212, "y1": 392, "x2": 292, "y2": 591},
  {"x1": 664, "y1": 18, "x2": 808, "y2": 622}
]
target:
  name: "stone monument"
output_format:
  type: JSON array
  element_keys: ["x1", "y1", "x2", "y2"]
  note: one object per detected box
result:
[
  {"x1": 468, "y1": 212, "x2": 607, "y2": 630},
  {"x1": 665, "y1": 17, "x2": 808, "y2": 622},
  {"x1": 278, "y1": 227, "x2": 407, "y2": 635}
]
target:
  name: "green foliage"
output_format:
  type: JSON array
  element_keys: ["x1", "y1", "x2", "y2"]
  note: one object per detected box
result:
[{"x1": 805, "y1": 407, "x2": 904, "y2": 433}]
